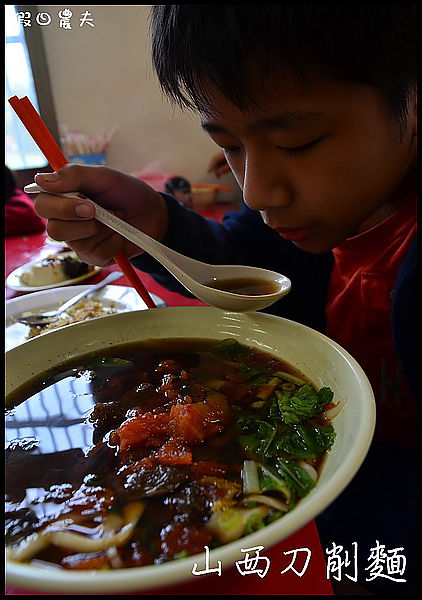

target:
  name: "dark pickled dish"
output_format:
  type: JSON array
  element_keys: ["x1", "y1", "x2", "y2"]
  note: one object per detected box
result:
[
  {"x1": 5, "y1": 338, "x2": 337, "y2": 570},
  {"x1": 60, "y1": 254, "x2": 92, "y2": 279}
]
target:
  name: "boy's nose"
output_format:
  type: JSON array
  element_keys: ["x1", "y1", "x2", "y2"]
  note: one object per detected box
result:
[{"x1": 242, "y1": 158, "x2": 293, "y2": 211}]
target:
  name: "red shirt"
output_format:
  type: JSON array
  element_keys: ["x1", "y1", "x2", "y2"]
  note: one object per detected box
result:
[
  {"x1": 5, "y1": 189, "x2": 46, "y2": 237},
  {"x1": 326, "y1": 196, "x2": 417, "y2": 447}
]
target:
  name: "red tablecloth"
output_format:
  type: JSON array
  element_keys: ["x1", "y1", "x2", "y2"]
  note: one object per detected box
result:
[{"x1": 5, "y1": 209, "x2": 333, "y2": 596}]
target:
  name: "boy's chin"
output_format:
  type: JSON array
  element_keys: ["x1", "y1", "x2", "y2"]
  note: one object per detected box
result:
[{"x1": 290, "y1": 237, "x2": 340, "y2": 254}]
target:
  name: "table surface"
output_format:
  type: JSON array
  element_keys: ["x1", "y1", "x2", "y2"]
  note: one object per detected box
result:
[{"x1": 5, "y1": 203, "x2": 333, "y2": 596}]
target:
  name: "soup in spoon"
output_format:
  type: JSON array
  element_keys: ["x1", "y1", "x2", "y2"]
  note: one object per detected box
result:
[{"x1": 205, "y1": 277, "x2": 281, "y2": 296}]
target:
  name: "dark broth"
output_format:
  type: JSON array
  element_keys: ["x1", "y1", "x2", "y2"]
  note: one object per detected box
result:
[
  {"x1": 6, "y1": 338, "x2": 335, "y2": 570},
  {"x1": 205, "y1": 277, "x2": 280, "y2": 295}
]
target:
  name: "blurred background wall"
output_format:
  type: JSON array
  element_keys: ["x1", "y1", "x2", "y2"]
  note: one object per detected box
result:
[{"x1": 36, "y1": 5, "x2": 239, "y2": 198}]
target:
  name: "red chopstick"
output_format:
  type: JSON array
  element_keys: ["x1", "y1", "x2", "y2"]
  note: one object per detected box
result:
[
  {"x1": 8, "y1": 95, "x2": 157, "y2": 308},
  {"x1": 9, "y1": 96, "x2": 68, "y2": 170}
]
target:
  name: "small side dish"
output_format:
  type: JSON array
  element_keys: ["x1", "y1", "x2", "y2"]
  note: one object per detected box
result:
[
  {"x1": 19, "y1": 252, "x2": 95, "y2": 287},
  {"x1": 5, "y1": 286, "x2": 166, "y2": 351},
  {"x1": 25, "y1": 297, "x2": 118, "y2": 338}
]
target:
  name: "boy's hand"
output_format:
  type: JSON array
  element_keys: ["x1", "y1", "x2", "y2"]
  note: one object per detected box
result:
[{"x1": 34, "y1": 164, "x2": 169, "y2": 266}]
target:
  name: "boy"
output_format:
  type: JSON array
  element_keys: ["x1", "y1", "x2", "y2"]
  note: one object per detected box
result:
[{"x1": 34, "y1": 5, "x2": 417, "y2": 594}]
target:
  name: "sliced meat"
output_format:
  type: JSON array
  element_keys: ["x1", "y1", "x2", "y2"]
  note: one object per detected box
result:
[{"x1": 121, "y1": 464, "x2": 190, "y2": 499}]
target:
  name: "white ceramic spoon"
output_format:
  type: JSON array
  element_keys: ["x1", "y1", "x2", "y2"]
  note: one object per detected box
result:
[{"x1": 25, "y1": 183, "x2": 291, "y2": 312}]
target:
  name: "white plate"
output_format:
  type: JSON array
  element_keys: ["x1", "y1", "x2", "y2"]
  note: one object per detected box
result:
[
  {"x1": 45, "y1": 236, "x2": 69, "y2": 248},
  {"x1": 5, "y1": 285, "x2": 166, "y2": 351},
  {"x1": 6, "y1": 251, "x2": 102, "y2": 292}
]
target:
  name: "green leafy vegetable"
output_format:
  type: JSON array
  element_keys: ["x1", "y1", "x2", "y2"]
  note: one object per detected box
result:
[
  {"x1": 238, "y1": 418, "x2": 277, "y2": 459},
  {"x1": 235, "y1": 364, "x2": 336, "y2": 520},
  {"x1": 237, "y1": 409, "x2": 335, "y2": 462},
  {"x1": 275, "y1": 384, "x2": 333, "y2": 425},
  {"x1": 259, "y1": 464, "x2": 293, "y2": 503},
  {"x1": 211, "y1": 339, "x2": 246, "y2": 360},
  {"x1": 272, "y1": 422, "x2": 336, "y2": 459},
  {"x1": 238, "y1": 362, "x2": 272, "y2": 384},
  {"x1": 274, "y1": 458, "x2": 316, "y2": 498}
]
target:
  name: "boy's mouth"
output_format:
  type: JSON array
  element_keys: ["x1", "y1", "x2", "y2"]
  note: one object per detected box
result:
[{"x1": 275, "y1": 226, "x2": 312, "y2": 242}]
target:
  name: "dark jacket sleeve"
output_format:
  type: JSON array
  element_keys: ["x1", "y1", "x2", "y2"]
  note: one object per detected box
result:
[{"x1": 131, "y1": 195, "x2": 333, "y2": 332}]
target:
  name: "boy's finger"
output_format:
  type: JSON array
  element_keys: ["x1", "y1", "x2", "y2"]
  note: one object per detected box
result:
[
  {"x1": 34, "y1": 163, "x2": 116, "y2": 196},
  {"x1": 46, "y1": 217, "x2": 102, "y2": 243},
  {"x1": 34, "y1": 192, "x2": 96, "y2": 220}
]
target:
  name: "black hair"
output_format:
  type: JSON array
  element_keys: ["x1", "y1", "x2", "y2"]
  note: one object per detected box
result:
[
  {"x1": 150, "y1": 4, "x2": 417, "y2": 128},
  {"x1": 165, "y1": 175, "x2": 191, "y2": 194}
]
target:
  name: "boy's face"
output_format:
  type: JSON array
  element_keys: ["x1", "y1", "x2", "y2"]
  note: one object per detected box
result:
[{"x1": 200, "y1": 69, "x2": 416, "y2": 253}]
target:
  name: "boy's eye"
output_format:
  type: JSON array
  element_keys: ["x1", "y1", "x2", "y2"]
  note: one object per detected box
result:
[
  {"x1": 278, "y1": 138, "x2": 322, "y2": 154},
  {"x1": 223, "y1": 146, "x2": 241, "y2": 155}
]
